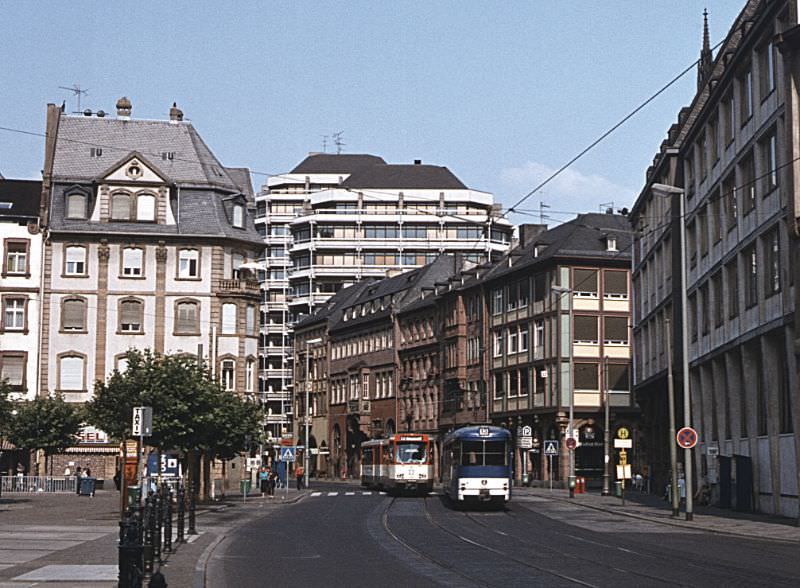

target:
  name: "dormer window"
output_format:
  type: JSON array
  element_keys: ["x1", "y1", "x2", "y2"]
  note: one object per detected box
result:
[
  {"x1": 66, "y1": 193, "x2": 88, "y2": 219},
  {"x1": 136, "y1": 194, "x2": 156, "y2": 222},
  {"x1": 606, "y1": 236, "x2": 618, "y2": 252},
  {"x1": 232, "y1": 204, "x2": 244, "y2": 228},
  {"x1": 111, "y1": 192, "x2": 132, "y2": 221}
]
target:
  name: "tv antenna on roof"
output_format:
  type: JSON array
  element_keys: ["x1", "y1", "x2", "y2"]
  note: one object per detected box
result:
[
  {"x1": 59, "y1": 84, "x2": 89, "y2": 113},
  {"x1": 333, "y1": 131, "x2": 345, "y2": 154},
  {"x1": 321, "y1": 135, "x2": 329, "y2": 153}
]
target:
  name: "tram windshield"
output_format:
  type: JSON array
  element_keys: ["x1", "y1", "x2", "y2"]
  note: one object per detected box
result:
[
  {"x1": 395, "y1": 441, "x2": 428, "y2": 464},
  {"x1": 460, "y1": 440, "x2": 508, "y2": 466}
]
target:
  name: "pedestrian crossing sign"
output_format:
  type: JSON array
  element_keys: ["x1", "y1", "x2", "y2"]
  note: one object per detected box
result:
[
  {"x1": 280, "y1": 447, "x2": 296, "y2": 462},
  {"x1": 544, "y1": 440, "x2": 559, "y2": 456}
]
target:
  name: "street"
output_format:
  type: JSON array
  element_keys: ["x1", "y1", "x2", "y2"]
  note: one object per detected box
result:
[{"x1": 205, "y1": 482, "x2": 799, "y2": 587}]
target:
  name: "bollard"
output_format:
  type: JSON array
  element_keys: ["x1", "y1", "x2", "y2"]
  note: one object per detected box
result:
[
  {"x1": 176, "y1": 484, "x2": 186, "y2": 544},
  {"x1": 188, "y1": 482, "x2": 197, "y2": 535},
  {"x1": 148, "y1": 569, "x2": 168, "y2": 588},
  {"x1": 154, "y1": 486, "x2": 163, "y2": 563},
  {"x1": 164, "y1": 486, "x2": 173, "y2": 554},
  {"x1": 118, "y1": 509, "x2": 143, "y2": 588},
  {"x1": 143, "y1": 494, "x2": 155, "y2": 576}
]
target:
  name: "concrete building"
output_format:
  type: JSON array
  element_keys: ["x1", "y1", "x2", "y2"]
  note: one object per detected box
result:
[
  {"x1": 39, "y1": 99, "x2": 263, "y2": 477},
  {"x1": 0, "y1": 179, "x2": 43, "y2": 404},
  {"x1": 256, "y1": 153, "x2": 513, "y2": 438},
  {"x1": 631, "y1": 2, "x2": 800, "y2": 517}
]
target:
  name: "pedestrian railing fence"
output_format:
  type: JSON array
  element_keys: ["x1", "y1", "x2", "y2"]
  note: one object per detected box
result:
[{"x1": 0, "y1": 475, "x2": 78, "y2": 494}]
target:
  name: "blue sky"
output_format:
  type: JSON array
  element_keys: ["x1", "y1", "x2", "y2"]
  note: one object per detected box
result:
[{"x1": 0, "y1": 1, "x2": 743, "y2": 226}]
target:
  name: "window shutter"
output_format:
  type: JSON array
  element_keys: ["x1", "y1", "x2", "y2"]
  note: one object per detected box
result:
[
  {"x1": 67, "y1": 194, "x2": 86, "y2": 218},
  {"x1": 222, "y1": 304, "x2": 237, "y2": 333},
  {"x1": 0, "y1": 355, "x2": 24, "y2": 385},
  {"x1": 121, "y1": 301, "x2": 142, "y2": 328},
  {"x1": 604, "y1": 316, "x2": 628, "y2": 342},
  {"x1": 574, "y1": 315, "x2": 598, "y2": 342},
  {"x1": 66, "y1": 247, "x2": 84, "y2": 263},
  {"x1": 123, "y1": 248, "x2": 142, "y2": 274},
  {"x1": 177, "y1": 302, "x2": 197, "y2": 332},
  {"x1": 111, "y1": 194, "x2": 131, "y2": 219},
  {"x1": 604, "y1": 270, "x2": 628, "y2": 296},
  {"x1": 60, "y1": 356, "x2": 83, "y2": 390},
  {"x1": 63, "y1": 299, "x2": 85, "y2": 329},
  {"x1": 573, "y1": 269, "x2": 598, "y2": 294},
  {"x1": 137, "y1": 195, "x2": 156, "y2": 221}
]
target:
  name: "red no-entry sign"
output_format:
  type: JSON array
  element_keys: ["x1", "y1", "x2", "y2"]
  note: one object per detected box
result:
[{"x1": 676, "y1": 427, "x2": 698, "y2": 449}]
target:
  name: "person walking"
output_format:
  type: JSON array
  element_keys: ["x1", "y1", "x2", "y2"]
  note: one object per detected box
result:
[
  {"x1": 75, "y1": 466, "x2": 82, "y2": 495},
  {"x1": 268, "y1": 468, "x2": 277, "y2": 498},
  {"x1": 259, "y1": 466, "x2": 269, "y2": 497},
  {"x1": 294, "y1": 464, "x2": 305, "y2": 490}
]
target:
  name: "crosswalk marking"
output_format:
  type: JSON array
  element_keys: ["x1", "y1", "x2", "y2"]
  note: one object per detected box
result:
[
  {"x1": 327, "y1": 492, "x2": 338, "y2": 496},
  {"x1": 310, "y1": 492, "x2": 321, "y2": 497},
  {"x1": 363, "y1": 491, "x2": 372, "y2": 495},
  {"x1": 379, "y1": 491, "x2": 386, "y2": 495}
]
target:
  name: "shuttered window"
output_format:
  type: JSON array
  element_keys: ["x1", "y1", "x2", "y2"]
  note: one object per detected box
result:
[
  {"x1": 62, "y1": 298, "x2": 86, "y2": 331},
  {"x1": 179, "y1": 250, "x2": 199, "y2": 278},
  {"x1": 574, "y1": 363, "x2": 599, "y2": 390},
  {"x1": 136, "y1": 194, "x2": 156, "y2": 221},
  {"x1": 608, "y1": 364, "x2": 630, "y2": 391},
  {"x1": 122, "y1": 248, "x2": 143, "y2": 276},
  {"x1": 59, "y1": 356, "x2": 84, "y2": 390},
  {"x1": 603, "y1": 270, "x2": 628, "y2": 297},
  {"x1": 573, "y1": 315, "x2": 598, "y2": 343},
  {"x1": 175, "y1": 301, "x2": 199, "y2": 334},
  {"x1": 66, "y1": 194, "x2": 87, "y2": 219},
  {"x1": 245, "y1": 305, "x2": 255, "y2": 335},
  {"x1": 111, "y1": 193, "x2": 132, "y2": 220},
  {"x1": 65, "y1": 246, "x2": 86, "y2": 275},
  {"x1": 573, "y1": 269, "x2": 598, "y2": 295},
  {"x1": 221, "y1": 303, "x2": 237, "y2": 334},
  {"x1": 0, "y1": 353, "x2": 24, "y2": 388},
  {"x1": 603, "y1": 316, "x2": 628, "y2": 344},
  {"x1": 120, "y1": 300, "x2": 143, "y2": 332}
]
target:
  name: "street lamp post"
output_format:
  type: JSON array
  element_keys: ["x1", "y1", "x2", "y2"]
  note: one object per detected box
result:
[
  {"x1": 551, "y1": 284, "x2": 574, "y2": 498},
  {"x1": 652, "y1": 183, "x2": 694, "y2": 521},
  {"x1": 304, "y1": 337, "x2": 323, "y2": 491}
]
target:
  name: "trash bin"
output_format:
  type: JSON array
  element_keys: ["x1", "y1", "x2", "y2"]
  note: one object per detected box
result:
[
  {"x1": 614, "y1": 481, "x2": 622, "y2": 498},
  {"x1": 126, "y1": 485, "x2": 141, "y2": 507},
  {"x1": 240, "y1": 479, "x2": 251, "y2": 496},
  {"x1": 79, "y1": 477, "x2": 96, "y2": 496}
]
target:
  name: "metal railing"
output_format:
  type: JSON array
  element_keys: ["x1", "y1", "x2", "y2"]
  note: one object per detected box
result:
[{"x1": 1, "y1": 475, "x2": 78, "y2": 493}]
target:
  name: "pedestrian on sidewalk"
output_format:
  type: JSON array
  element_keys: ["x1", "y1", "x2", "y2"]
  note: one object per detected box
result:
[
  {"x1": 295, "y1": 464, "x2": 305, "y2": 490},
  {"x1": 268, "y1": 468, "x2": 277, "y2": 497},
  {"x1": 259, "y1": 466, "x2": 269, "y2": 497},
  {"x1": 75, "y1": 466, "x2": 82, "y2": 495}
]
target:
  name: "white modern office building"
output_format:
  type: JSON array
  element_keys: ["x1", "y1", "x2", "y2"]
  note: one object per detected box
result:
[{"x1": 255, "y1": 153, "x2": 514, "y2": 436}]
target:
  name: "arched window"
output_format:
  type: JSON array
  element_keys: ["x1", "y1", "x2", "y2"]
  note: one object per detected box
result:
[
  {"x1": 245, "y1": 357, "x2": 255, "y2": 392},
  {"x1": 59, "y1": 354, "x2": 85, "y2": 390},
  {"x1": 221, "y1": 359, "x2": 235, "y2": 391},
  {"x1": 175, "y1": 299, "x2": 200, "y2": 334},
  {"x1": 136, "y1": 194, "x2": 156, "y2": 222},
  {"x1": 66, "y1": 193, "x2": 87, "y2": 219},
  {"x1": 232, "y1": 204, "x2": 244, "y2": 228},
  {"x1": 111, "y1": 192, "x2": 132, "y2": 220},
  {"x1": 61, "y1": 297, "x2": 87, "y2": 331},
  {"x1": 119, "y1": 299, "x2": 143, "y2": 333},
  {"x1": 231, "y1": 252, "x2": 244, "y2": 279}
]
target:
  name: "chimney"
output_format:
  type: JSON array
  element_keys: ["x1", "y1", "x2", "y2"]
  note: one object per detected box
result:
[
  {"x1": 116, "y1": 96, "x2": 132, "y2": 120},
  {"x1": 414, "y1": 159, "x2": 422, "y2": 165},
  {"x1": 518, "y1": 223, "x2": 547, "y2": 248},
  {"x1": 169, "y1": 102, "x2": 184, "y2": 123}
]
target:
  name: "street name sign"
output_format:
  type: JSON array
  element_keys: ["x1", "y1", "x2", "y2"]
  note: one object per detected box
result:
[
  {"x1": 517, "y1": 437, "x2": 533, "y2": 449},
  {"x1": 544, "y1": 440, "x2": 559, "y2": 456},
  {"x1": 614, "y1": 438, "x2": 633, "y2": 449},
  {"x1": 132, "y1": 407, "x2": 153, "y2": 437}
]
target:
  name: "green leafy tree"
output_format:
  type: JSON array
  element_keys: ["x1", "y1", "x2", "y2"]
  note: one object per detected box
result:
[
  {"x1": 0, "y1": 381, "x2": 11, "y2": 433},
  {"x1": 5, "y1": 394, "x2": 83, "y2": 473},
  {"x1": 205, "y1": 391, "x2": 263, "y2": 460}
]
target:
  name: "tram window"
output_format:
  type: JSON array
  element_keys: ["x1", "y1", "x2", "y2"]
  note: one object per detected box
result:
[
  {"x1": 395, "y1": 442, "x2": 427, "y2": 464},
  {"x1": 461, "y1": 441, "x2": 483, "y2": 466},
  {"x1": 484, "y1": 441, "x2": 508, "y2": 466}
]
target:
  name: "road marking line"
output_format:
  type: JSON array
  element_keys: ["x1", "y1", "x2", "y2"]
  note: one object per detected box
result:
[
  {"x1": 362, "y1": 491, "x2": 372, "y2": 495},
  {"x1": 345, "y1": 492, "x2": 355, "y2": 496},
  {"x1": 310, "y1": 492, "x2": 321, "y2": 497},
  {"x1": 327, "y1": 492, "x2": 338, "y2": 497},
  {"x1": 379, "y1": 492, "x2": 386, "y2": 495}
]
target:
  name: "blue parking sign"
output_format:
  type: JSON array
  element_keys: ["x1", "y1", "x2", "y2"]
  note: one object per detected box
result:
[{"x1": 280, "y1": 447, "x2": 296, "y2": 462}]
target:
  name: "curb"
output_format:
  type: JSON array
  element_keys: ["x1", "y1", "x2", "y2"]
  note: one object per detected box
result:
[{"x1": 526, "y1": 491, "x2": 799, "y2": 544}]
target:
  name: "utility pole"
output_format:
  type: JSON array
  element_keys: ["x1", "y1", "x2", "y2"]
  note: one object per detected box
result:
[
  {"x1": 665, "y1": 318, "x2": 680, "y2": 517},
  {"x1": 602, "y1": 354, "x2": 611, "y2": 496}
]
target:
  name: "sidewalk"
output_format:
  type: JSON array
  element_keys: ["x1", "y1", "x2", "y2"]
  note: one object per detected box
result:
[
  {"x1": 514, "y1": 485, "x2": 800, "y2": 543},
  {"x1": 0, "y1": 486, "x2": 307, "y2": 587}
]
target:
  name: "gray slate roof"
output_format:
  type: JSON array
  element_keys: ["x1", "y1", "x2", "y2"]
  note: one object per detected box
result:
[
  {"x1": 290, "y1": 153, "x2": 387, "y2": 174},
  {"x1": 0, "y1": 179, "x2": 41, "y2": 219},
  {"x1": 52, "y1": 115, "x2": 241, "y2": 191},
  {"x1": 341, "y1": 164, "x2": 467, "y2": 190}
]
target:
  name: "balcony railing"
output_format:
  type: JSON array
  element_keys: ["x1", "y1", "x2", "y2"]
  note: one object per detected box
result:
[{"x1": 216, "y1": 279, "x2": 260, "y2": 296}]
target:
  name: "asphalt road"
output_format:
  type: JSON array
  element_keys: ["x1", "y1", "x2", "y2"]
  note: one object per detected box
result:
[{"x1": 205, "y1": 482, "x2": 799, "y2": 588}]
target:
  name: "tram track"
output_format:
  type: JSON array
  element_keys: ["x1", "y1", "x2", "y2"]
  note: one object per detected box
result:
[
  {"x1": 381, "y1": 496, "x2": 597, "y2": 587},
  {"x1": 460, "y1": 504, "x2": 796, "y2": 587}
]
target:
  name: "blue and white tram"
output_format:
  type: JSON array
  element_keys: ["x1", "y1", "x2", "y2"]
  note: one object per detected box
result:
[
  {"x1": 360, "y1": 434, "x2": 434, "y2": 494},
  {"x1": 442, "y1": 425, "x2": 512, "y2": 507}
]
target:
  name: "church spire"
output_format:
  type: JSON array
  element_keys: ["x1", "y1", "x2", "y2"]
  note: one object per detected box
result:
[{"x1": 698, "y1": 8, "x2": 714, "y2": 90}]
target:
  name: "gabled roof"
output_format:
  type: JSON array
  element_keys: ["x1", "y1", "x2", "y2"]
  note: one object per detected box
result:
[
  {"x1": 290, "y1": 153, "x2": 387, "y2": 174},
  {"x1": 51, "y1": 114, "x2": 242, "y2": 191},
  {"x1": 341, "y1": 164, "x2": 467, "y2": 190},
  {"x1": 0, "y1": 179, "x2": 41, "y2": 219},
  {"x1": 294, "y1": 280, "x2": 375, "y2": 329}
]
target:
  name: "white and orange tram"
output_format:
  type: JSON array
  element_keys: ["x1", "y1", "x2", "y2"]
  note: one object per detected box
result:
[{"x1": 360, "y1": 433, "x2": 434, "y2": 494}]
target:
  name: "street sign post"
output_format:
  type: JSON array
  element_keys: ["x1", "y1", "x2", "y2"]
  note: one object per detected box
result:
[
  {"x1": 132, "y1": 407, "x2": 152, "y2": 505},
  {"x1": 280, "y1": 446, "x2": 296, "y2": 463},
  {"x1": 676, "y1": 427, "x2": 698, "y2": 449},
  {"x1": 544, "y1": 440, "x2": 558, "y2": 492}
]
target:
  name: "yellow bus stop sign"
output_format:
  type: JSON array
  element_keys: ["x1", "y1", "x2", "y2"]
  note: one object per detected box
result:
[{"x1": 617, "y1": 427, "x2": 630, "y2": 440}]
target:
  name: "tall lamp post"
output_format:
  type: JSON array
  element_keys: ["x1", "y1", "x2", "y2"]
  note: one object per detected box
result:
[
  {"x1": 551, "y1": 284, "x2": 574, "y2": 498},
  {"x1": 651, "y1": 183, "x2": 694, "y2": 521},
  {"x1": 304, "y1": 337, "x2": 323, "y2": 490}
]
